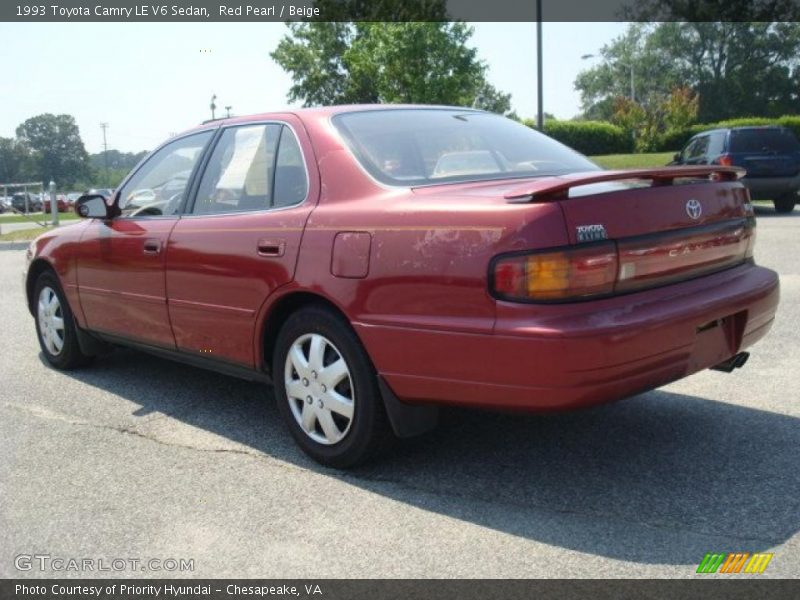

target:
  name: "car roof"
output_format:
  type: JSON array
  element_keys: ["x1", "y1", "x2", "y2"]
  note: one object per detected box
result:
[
  {"x1": 695, "y1": 125, "x2": 790, "y2": 136},
  {"x1": 187, "y1": 104, "x2": 484, "y2": 136}
]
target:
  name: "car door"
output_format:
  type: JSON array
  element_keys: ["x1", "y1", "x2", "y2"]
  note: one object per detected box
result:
[
  {"x1": 165, "y1": 117, "x2": 317, "y2": 367},
  {"x1": 76, "y1": 130, "x2": 214, "y2": 347}
]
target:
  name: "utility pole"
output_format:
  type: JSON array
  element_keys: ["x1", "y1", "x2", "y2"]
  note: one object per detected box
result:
[
  {"x1": 225, "y1": 106, "x2": 232, "y2": 118},
  {"x1": 210, "y1": 94, "x2": 217, "y2": 120},
  {"x1": 536, "y1": 0, "x2": 544, "y2": 130},
  {"x1": 100, "y1": 123, "x2": 110, "y2": 186}
]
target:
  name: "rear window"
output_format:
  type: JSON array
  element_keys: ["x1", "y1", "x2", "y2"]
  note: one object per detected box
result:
[
  {"x1": 332, "y1": 109, "x2": 599, "y2": 186},
  {"x1": 729, "y1": 129, "x2": 800, "y2": 153}
]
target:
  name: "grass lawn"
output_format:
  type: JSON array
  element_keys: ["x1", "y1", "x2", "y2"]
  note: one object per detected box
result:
[
  {"x1": 0, "y1": 212, "x2": 78, "y2": 224},
  {"x1": 589, "y1": 152, "x2": 675, "y2": 170},
  {"x1": 0, "y1": 226, "x2": 55, "y2": 242}
]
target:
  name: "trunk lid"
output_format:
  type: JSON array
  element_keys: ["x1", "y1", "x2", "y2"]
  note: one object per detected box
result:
[
  {"x1": 504, "y1": 168, "x2": 755, "y2": 295},
  {"x1": 415, "y1": 167, "x2": 755, "y2": 298}
]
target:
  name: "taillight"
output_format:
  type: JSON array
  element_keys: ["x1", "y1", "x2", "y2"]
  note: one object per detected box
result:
[
  {"x1": 491, "y1": 242, "x2": 618, "y2": 302},
  {"x1": 491, "y1": 219, "x2": 756, "y2": 302},
  {"x1": 718, "y1": 154, "x2": 733, "y2": 166}
]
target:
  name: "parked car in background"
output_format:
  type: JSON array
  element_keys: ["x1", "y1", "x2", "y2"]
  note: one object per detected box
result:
[
  {"x1": 66, "y1": 192, "x2": 82, "y2": 208},
  {"x1": 43, "y1": 194, "x2": 70, "y2": 213},
  {"x1": 23, "y1": 106, "x2": 779, "y2": 467},
  {"x1": 11, "y1": 192, "x2": 42, "y2": 213},
  {"x1": 671, "y1": 126, "x2": 800, "y2": 213}
]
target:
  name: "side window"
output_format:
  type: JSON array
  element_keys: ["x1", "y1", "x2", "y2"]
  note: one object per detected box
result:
[
  {"x1": 707, "y1": 132, "x2": 725, "y2": 157},
  {"x1": 117, "y1": 131, "x2": 213, "y2": 218},
  {"x1": 689, "y1": 135, "x2": 710, "y2": 160},
  {"x1": 192, "y1": 124, "x2": 281, "y2": 215},
  {"x1": 273, "y1": 127, "x2": 308, "y2": 208},
  {"x1": 680, "y1": 139, "x2": 697, "y2": 162}
]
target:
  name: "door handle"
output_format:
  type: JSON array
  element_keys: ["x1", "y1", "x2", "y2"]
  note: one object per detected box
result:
[
  {"x1": 257, "y1": 239, "x2": 285, "y2": 257},
  {"x1": 143, "y1": 240, "x2": 162, "y2": 255}
]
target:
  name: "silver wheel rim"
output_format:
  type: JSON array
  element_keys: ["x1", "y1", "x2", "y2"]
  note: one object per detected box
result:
[
  {"x1": 284, "y1": 333, "x2": 355, "y2": 445},
  {"x1": 37, "y1": 286, "x2": 65, "y2": 356}
]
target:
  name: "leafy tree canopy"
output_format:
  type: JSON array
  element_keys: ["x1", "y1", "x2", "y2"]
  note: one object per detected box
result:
[
  {"x1": 576, "y1": 22, "x2": 800, "y2": 123},
  {"x1": 271, "y1": 22, "x2": 512, "y2": 115},
  {"x1": 15, "y1": 114, "x2": 91, "y2": 187}
]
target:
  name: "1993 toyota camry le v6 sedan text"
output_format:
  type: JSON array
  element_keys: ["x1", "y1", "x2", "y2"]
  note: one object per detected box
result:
[{"x1": 23, "y1": 106, "x2": 780, "y2": 467}]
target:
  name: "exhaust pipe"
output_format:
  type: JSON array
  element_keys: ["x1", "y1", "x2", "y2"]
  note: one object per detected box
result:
[{"x1": 711, "y1": 351, "x2": 750, "y2": 373}]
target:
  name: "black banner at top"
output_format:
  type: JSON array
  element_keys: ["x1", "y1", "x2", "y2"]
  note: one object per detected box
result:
[{"x1": 2, "y1": 0, "x2": 800, "y2": 22}]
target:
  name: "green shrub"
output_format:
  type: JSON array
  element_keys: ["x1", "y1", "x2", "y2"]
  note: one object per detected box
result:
[
  {"x1": 525, "y1": 120, "x2": 633, "y2": 155},
  {"x1": 777, "y1": 116, "x2": 800, "y2": 139}
]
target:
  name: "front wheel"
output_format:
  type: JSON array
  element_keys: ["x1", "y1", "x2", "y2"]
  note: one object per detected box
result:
[
  {"x1": 774, "y1": 194, "x2": 797, "y2": 214},
  {"x1": 272, "y1": 306, "x2": 392, "y2": 468},
  {"x1": 34, "y1": 271, "x2": 93, "y2": 369}
]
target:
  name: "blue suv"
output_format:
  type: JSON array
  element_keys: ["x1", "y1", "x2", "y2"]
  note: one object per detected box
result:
[{"x1": 672, "y1": 126, "x2": 800, "y2": 213}]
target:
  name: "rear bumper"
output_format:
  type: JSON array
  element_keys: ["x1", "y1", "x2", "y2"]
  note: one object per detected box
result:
[
  {"x1": 743, "y1": 175, "x2": 800, "y2": 199},
  {"x1": 354, "y1": 263, "x2": 779, "y2": 411}
]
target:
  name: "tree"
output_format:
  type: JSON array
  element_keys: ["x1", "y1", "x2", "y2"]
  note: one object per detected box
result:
[
  {"x1": 0, "y1": 137, "x2": 30, "y2": 183},
  {"x1": 271, "y1": 22, "x2": 512, "y2": 114},
  {"x1": 576, "y1": 22, "x2": 800, "y2": 123},
  {"x1": 15, "y1": 114, "x2": 90, "y2": 187},
  {"x1": 609, "y1": 87, "x2": 699, "y2": 152}
]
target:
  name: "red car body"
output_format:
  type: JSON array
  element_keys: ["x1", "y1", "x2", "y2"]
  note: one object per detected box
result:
[{"x1": 24, "y1": 106, "x2": 779, "y2": 421}]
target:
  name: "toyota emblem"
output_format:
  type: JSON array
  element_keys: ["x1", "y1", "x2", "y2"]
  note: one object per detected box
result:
[{"x1": 686, "y1": 199, "x2": 702, "y2": 220}]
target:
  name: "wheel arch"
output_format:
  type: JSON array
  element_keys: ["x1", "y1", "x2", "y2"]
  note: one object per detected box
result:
[
  {"x1": 25, "y1": 258, "x2": 56, "y2": 316},
  {"x1": 257, "y1": 287, "x2": 438, "y2": 439},
  {"x1": 258, "y1": 289, "x2": 352, "y2": 377}
]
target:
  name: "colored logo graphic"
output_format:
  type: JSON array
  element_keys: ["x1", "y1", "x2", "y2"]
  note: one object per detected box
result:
[{"x1": 696, "y1": 552, "x2": 773, "y2": 574}]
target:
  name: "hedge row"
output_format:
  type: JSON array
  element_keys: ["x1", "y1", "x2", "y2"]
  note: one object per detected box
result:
[
  {"x1": 523, "y1": 119, "x2": 633, "y2": 155},
  {"x1": 656, "y1": 116, "x2": 800, "y2": 152}
]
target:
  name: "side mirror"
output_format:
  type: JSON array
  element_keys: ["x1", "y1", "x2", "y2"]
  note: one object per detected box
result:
[{"x1": 75, "y1": 194, "x2": 112, "y2": 219}]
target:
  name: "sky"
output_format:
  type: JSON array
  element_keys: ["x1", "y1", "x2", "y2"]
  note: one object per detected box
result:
[{"x1": 0, "y1": 22, "x2": 626, "y2": 154}]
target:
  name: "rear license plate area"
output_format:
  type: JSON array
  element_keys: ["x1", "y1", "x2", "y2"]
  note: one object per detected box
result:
[{"x1": 688, "y1": 311, "x2": 747, "y2": 372}]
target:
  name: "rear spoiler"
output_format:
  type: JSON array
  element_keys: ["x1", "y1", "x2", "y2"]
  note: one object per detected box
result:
[{"x1": 504, "y1": 166, "x2": 745, "y2": 203}]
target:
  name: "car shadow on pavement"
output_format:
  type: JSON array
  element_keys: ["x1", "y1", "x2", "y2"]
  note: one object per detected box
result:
[
  {"x1": 753, "y1": 204, "x2": 800, "y2": 218},
  {"x1": 47, "y1": 348, "x2": 800, "y2": 566}
]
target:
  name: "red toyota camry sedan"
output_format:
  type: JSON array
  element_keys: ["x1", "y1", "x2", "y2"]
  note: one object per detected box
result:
[{"x1": 23, "y1": 106, "x2": 779, "y2": 467}]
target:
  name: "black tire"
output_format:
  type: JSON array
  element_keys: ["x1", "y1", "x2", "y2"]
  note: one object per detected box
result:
[
  {"x1": 33, "y1": 271, "x2": 93, "y2": 369},
  {"x1": 272, "y1": 305, "x2": 393, "y2": 468},
  {"x1": 774, "y1": 194, "x2": 797, "y2": 214}
]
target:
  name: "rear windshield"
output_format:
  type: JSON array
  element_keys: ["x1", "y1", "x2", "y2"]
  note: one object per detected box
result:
[
  {"x1": 730, "y1": 129, "x2": 800, "y2": 153},
  {"x1": 332, "y1": 109, "x2": 599, "y2": 186}
]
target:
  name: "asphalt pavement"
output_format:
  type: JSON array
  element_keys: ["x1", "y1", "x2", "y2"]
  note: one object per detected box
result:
[{"x1": 1, "y1": 206, "x2": 798, "y2": 579}]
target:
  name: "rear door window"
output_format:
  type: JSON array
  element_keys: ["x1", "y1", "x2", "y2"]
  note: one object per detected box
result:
[{"x1": 192, "y1": 124, "x2": 281, "y2": 214}]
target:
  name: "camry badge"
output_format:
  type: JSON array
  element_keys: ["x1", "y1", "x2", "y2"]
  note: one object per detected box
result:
[
  {"x1": 686, "y1": 199, "x2": 702, "y2": 220},
  {"x1": 576, "y1": 224, "x2": 608, "y2": 242}
]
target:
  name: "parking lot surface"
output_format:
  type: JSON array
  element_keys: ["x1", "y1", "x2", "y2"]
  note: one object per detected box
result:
[{"x1": 1, "y1": 207, "x2": 799, "y2": 579}]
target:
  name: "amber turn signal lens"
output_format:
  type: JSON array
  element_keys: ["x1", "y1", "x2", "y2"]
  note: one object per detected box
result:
[{"x1": 492, "y1": 243, "x2": 618, "y2": 301}]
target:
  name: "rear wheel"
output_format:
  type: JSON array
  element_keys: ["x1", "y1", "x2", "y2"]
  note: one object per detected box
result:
[
  {"x1": 272, "y1": 305, "x2": 392, "y2": 468},
  {"x1": 774, "y1": 194, "x2": 797, "y2": 214},
  {"x1": 34, "y1": 271, "x2": 93, "y2": 369}
]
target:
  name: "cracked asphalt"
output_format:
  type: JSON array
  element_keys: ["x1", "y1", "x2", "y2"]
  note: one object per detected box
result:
[{"x1": 1, "y1": 206, "x2": 799, "y2": 579}]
